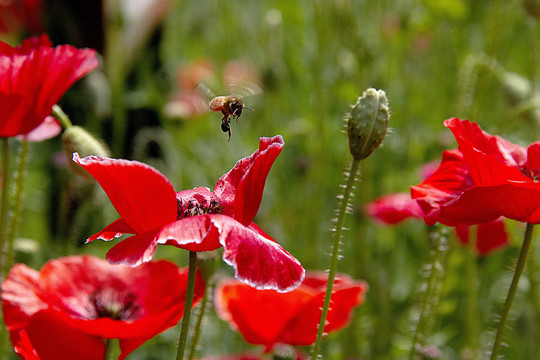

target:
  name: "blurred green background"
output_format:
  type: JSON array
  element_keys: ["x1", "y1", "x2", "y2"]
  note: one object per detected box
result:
[{"x1": 6, "y1": 0, "x2": 540, "y2": 359}]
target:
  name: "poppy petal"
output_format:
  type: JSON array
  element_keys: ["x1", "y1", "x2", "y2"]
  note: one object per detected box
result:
[
  {"x1": 105, "y1": 230, "x2": 159, "y2": 266},
  {"x1": 214, "y1": 136, "x2": 284, "y2": 225},
  {"x1": 212, "y1": 214, "x2": 305, "y2": 292},
  {"x1": 87, "y1": 217, "x2": 136, "y2": 242},
  {"x1": 73, "y1": 153, "x2": 177, "y2": 234},
  {"x1": 365, "y1": 192, "x2": 424, "y2": 225}
]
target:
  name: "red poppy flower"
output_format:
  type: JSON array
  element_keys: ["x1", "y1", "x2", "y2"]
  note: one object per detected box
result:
[
  {"x1": 365, "y1": 192, "x2": 425, "y2": 225},
  {"x1": 2, "y1": 255, "x2": 204, "y2": 360},
  {"x1": 73, "y1": 136, "x2": 304, "y2": 292},
  {"x1": 366, "y1": 192, "x2": 508, "y2": 255},
  {"x1": 0, "y1": 0, "x2": 43, "y2": 35},
  {"x1": 215, "y1": 272, "x2": 368, "y2": 352},
  {"x1": 0, "y1": 34, "x2": 99, "y2": 138},
  {"x1": 412, "y1": 118, "x2": 540, "y2": 226}
]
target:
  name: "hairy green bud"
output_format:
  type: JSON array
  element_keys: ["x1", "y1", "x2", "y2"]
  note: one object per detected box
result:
[
  {"x1": 346, "y1": 88, "x2": 390, "y2": 160},
  {"x1": 62, "y1": 126, "x2": 110, "y2": 180}
]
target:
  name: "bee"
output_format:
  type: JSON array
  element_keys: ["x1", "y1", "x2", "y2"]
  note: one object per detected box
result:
[{"x1": 197, "y1": 82, "x2": 261, "y2": 141}]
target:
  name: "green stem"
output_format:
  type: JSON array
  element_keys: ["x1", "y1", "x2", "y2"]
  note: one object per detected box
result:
[
  {"x1": 464, "y1": 227, "x2": 479, "y2": 360},
  {"x1": 490, "y1": 223, "x2": 535, "y2": 360},
  {"x1": 52, "y1": 105, "x2": 73, "y2": 129},
  {"x1": 0, "y1": 138, "x2": 10, "y2": 360},
  {"x1": 187, "y1": 280, "x2": 211, "y2": 360},
  {"x1": 176, "y1": 251, "x2": 197, "y2": 360},
  {"x1": 408, "y1": 225, "x2": 447, "y2": 360},
  {"x1": 0, "y1": 138, "x2": 9, "y2": 275},
  {"x1": 5, "y1": 140, "x2": 30, "y2": 272},
  {"x1": 310, "y1": 158, "x2": 360, "y2": 360}
]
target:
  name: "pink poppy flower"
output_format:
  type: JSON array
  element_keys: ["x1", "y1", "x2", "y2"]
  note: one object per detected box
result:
[
  {"x1": 73, "y1": 136, "x2": 304, "y2": 292},
  {"x1": 2, "y1": 255, "x2": 204, "y2": 360},
  {"x1": 0, "y1": 34, "x2": 98, "y2": 138}
]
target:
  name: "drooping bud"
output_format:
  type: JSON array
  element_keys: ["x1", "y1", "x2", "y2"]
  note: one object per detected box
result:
[
  {"x1": 346, "y1": 88, "x2": 390, "y2": 160},
  {"x1": 62, "y1": 126, "x2": 110, "y2": 180},
  {"x1": 499, "y1": 71, "x2": 533, "y2": 107},
  {"x1": 272, "y1": 344, "x2": 297, "y2": 360}
]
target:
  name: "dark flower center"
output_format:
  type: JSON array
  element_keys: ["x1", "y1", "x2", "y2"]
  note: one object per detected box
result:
[
  {"x1": 87, "y1": 289, "x2": 141, "y2": 321},
  {"x1": 177, "y1": 199, "x2": 223, "y2": 220},
  {"x1": 520, "y1": 165, "x2": 540, "y2": 181}
]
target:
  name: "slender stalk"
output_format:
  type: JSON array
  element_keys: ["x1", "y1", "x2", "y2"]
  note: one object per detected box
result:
[
  {"x1": 0, "y1": 138, "x2": 10, "y2": 360},
  {"x1": 310, "y1": 158, "x2": 360, "y2": 360},
  {"x1": 490, "y1": 223, "x2": 534, "y2": 360},
  {"x1": 52, "y1": 104, "x2": 73, "y2": 129},
  {"x1": 187, "y1": 281, "x2": 212, "y2": 360},
  {"x1": 408, "y1": 225, "x2": 447, "y2": 360},
  {"x1": 5, "y1": 140, "x2": 30, "y2": 271},
  {"x1": 464, "y1": 227, "x2": 479, "y2": 360},
  {"x1": 176, "y1": 251, "x2": 197, "y2": 360},
  {"x1": 0, "y1": 138, "x2": 9, "y2": 274}
]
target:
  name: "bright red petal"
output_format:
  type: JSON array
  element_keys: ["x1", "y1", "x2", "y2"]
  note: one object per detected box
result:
[
  {"x1": 214, "y1": 136, "x2": 284, "y2": 225},
  {"x1": 73, "y1": 153, "x2": 177, "y2": 234},
  {"x1": 411, "y1": 149, "x2": 474, "y2": 225},
  {"x1": 0, "y1": 35, "x2": 98, "y2": 137},
  {"x1": 213, "y1": 214, "x2": 305, "y2": 292},
  {"x1": 105, "y1": 230, "x2": 159, "y2": 266},
  {"x1": 455, "y1": 219, "x2": 509, "y2": 256},
  {"x1": 444, "y1": 118, "x2": 527, "y2": 167},
  {"x1": 86, "y1": 217, "x2": 136, "y2": 242},
  {"x1": 365, "y1": 193, "x2": 424, "y2": 225},
  {"x1": 23, "y1": 310, "x2": 106, "y2": 360},
  {"x1": 17, "y1": 115, "x2": 61, "y2": 142}
]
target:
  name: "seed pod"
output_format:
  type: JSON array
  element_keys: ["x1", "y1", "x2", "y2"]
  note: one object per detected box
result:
[
  {"x1": 346, "y1": 88, "x2": 390, "y2": 160},
  {"x1": 62, "y1": 126, "x2": 110, "y2": 180}
]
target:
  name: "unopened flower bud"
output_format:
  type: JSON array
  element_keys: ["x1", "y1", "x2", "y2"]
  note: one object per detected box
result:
[
  {"x1": 272, "y1": 344, "x2": 296, "y2": 360},
  {"x1": 346, "y1": 88, "x2": 389, "y2": 160},
  {"x1": 62, "y1": 126, "x2": 110, "y2": 180}
]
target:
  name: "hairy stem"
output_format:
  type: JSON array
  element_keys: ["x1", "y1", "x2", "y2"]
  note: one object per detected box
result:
[
  {"x1": 187, "y1": 280, "x2": 212, "y2": 360},
  {"x1": 176, "y1": 251, "x2": 197, "y2": 360},
  {"x1": 490, "y1": 223, "x2": 534, "y2": 360},
  {"x1": 310, "y1": 158, "x2": 360, "y2": 360}
]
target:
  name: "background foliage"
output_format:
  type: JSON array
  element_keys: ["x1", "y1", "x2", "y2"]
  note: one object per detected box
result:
[{"x1": 7, "y1": 0, "x2": 540, "y2": 359}]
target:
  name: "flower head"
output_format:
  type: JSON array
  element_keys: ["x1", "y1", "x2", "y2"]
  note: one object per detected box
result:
[
  {"x1": 0, "y1": 35, "x2": 99, "y2": 138},
  {"x1": 215, "y1": 272, "x2": 368, "y2": 352},
  {"x1": 2, "y1": 255, "x2": 204, "y2": 360},
  {"x1": 412, "y1": 118, "x2": 540, "y2": 226},
  {"x1": 73, "y1": 136, "x2": 305, "y2": 292}
]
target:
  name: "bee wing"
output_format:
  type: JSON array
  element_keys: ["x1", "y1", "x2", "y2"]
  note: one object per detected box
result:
[
  {"x1": 225, "y1": 80, "x2": 263, "y2": 100},
  {"x1": 194, "y1": 82, "x2": 217, "y2": 113}
]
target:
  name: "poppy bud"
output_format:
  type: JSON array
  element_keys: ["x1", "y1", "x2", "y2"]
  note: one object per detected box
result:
[
  {"x1": 346, "y1": 88, "x2": 390, "y2": 160},
  {"x1": 272, "y1": 344, "x2": 296, "y2": 360},
  {"x1": 62, "y1": 126, "x2": 110, "y2": 179}
]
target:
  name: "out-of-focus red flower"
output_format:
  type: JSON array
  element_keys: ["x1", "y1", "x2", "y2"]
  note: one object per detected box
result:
[
  {"x1": 0, "y1": 0, "x2": 43, "y2": 35},
  {"x1": 412, "y1": 118, "x2": 540, "y2": 226},
  {"x1": 0, "y1": 35, "x2": 99, "y2": 138},
  {"x1": 455, "y1": 218, "x2": 508, "y2": 255},
  {"x1": 215, "y1": 272, "x2": 368, "y2": 352},
  {"x1": 365, "y1": 192, "x2": 425, "y2": 225},
  {"x1": 73, "y1": 136, "x2": 304, "y2": 292},
  {"x1": 2, "y1": 255, "x2": 204, "y2": 360}
]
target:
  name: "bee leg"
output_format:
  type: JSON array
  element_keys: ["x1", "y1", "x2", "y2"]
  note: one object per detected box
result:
[{"x1": 227, "y1": 128, "x2": 232, "y2": 142}]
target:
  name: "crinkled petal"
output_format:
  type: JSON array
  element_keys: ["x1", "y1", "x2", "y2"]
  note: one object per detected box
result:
[
  {"x1": 213, "y1": 214, "x2": 304, "y2": 292},
  {"x1": 0, "y1": 35, "x2": 99, "y2": 137},
  {"x1": 444, "y1": 118, "x2": 527, "y2": 167},
  {"x1": 87, "y1": 217, "x2": 136, "y2": 242},
  {"x1": 214, "y1": 136, "x2": 284, "y2": 225},
  {"x1": 156, "y1": 215, "x2": 221, "y2": 252},
  {"x1": 73, "y1": 153, "x2": 177, "y2": 234}
]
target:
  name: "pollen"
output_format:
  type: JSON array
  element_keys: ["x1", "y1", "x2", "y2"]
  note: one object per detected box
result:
[
  {"x1": 177, "y1": 199, "x2": 224, "y2": 220},
  {"x1": 86, "y1": 289, "x2": 141, "y2": 321}
]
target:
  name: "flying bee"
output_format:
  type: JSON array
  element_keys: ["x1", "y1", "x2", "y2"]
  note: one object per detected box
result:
[{"x1": 197, "y1": 82, "x2": 261, "y2": 141}]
